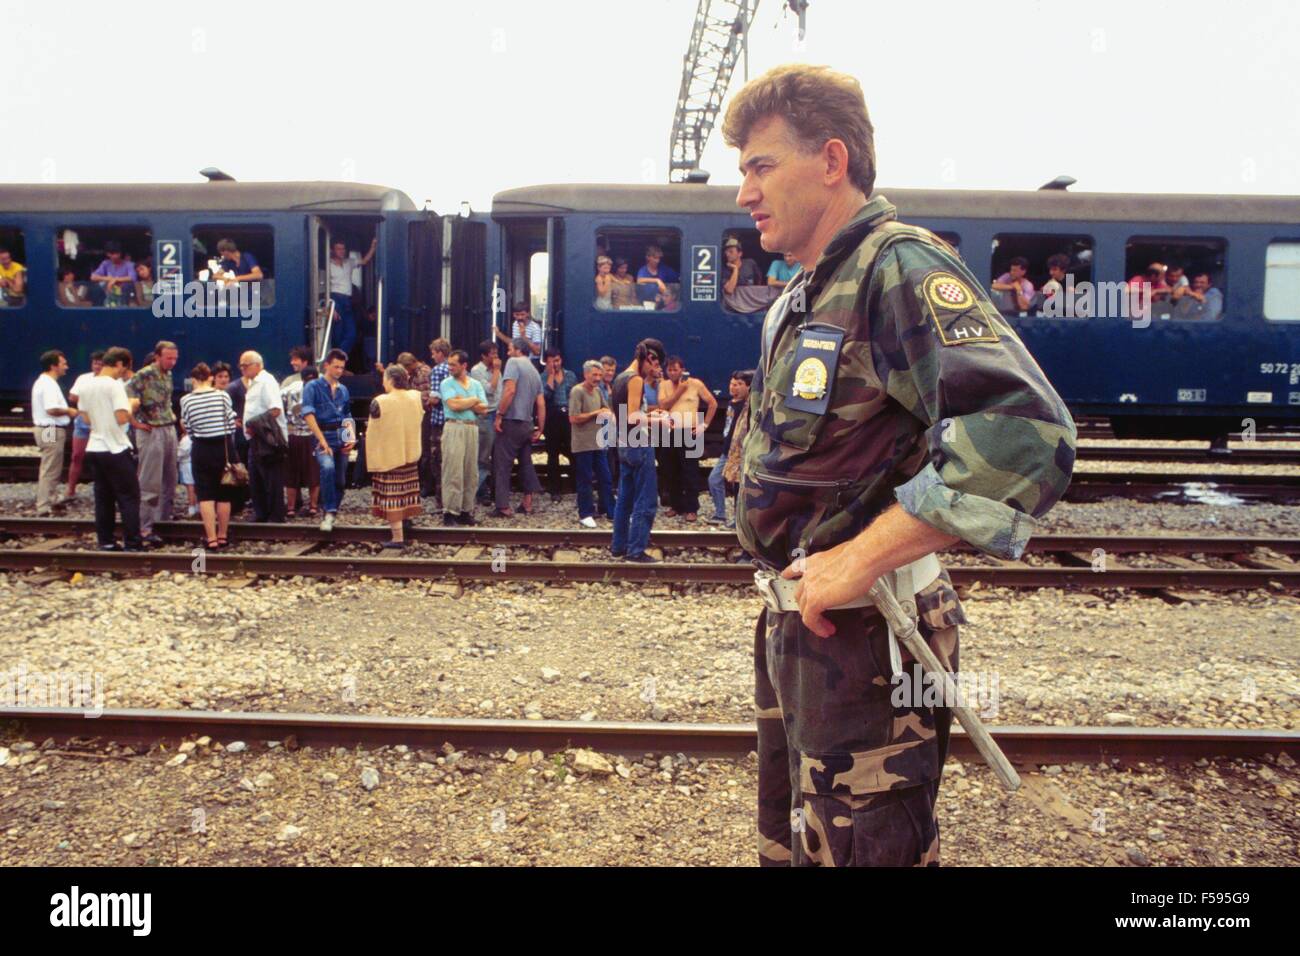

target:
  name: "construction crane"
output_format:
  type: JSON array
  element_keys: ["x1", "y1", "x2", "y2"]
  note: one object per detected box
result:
[
  {"x1": 668, "y1": 0, "x2": 759, "y2": 183},
  {"x1": 668, "y1": 1, "x2": 808, "y2": 183}
]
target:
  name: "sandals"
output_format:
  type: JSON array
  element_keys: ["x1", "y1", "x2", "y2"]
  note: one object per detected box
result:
[
  {"x1": 216, "y1": 537, "x2": 229, "y2": 550},
  {"x1": 205, "y1": 538, "x2": 221, "y2": 550}
]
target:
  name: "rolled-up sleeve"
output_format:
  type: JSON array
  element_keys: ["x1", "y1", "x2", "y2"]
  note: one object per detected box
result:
[
  {"x1": 874, "y1": 239, "x2": 1077, "y2": 559},
  {"x1": 299, "y1": 379, "x2": 319, "y2": 420}
]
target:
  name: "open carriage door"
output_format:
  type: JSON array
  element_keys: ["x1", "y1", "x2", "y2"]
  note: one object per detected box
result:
[
  {"x1": 442, "y1": 214, "x2": 487, "y2": 350},
  {"x1": 308, "y1": 215, "x2": 332, "y2": 362},
  {"x1": 544, "y1": 216, "x2": 563, "y2": 351}
]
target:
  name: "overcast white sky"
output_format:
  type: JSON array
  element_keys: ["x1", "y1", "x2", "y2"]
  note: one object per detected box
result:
[{"x1": 2, "y1": 0, "x2": 1296, "y2": 210}]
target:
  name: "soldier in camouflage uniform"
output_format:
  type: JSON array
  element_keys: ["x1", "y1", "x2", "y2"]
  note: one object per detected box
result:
[{"x1": 722, "y1": 65, "x2": 1076, "y2": 866}]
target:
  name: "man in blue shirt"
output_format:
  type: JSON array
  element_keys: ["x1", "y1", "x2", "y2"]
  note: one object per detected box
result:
[
  {"x1": 216, "y1": 238, "x2": 263, "y2": 283},
  {"x1": 766, "y1": 251, "x2": 800, "y2": 287},
  {"x1": 300, "y1": 348, "x2": 353, "y2": 531},
  {"x1": 637, "y1": 245, "x2": 680, "y2": 310},
  {"x1": 1173, "y1": 272, "x2": 1224, "y2": 322}
]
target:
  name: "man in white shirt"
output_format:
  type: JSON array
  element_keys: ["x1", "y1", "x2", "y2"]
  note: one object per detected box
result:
[
  {"x1": 239, "y1": 350, "x2": 288, "y2": 522},
  {"x1": 64, "y1": 350, "x2": 105, "y2": 503},
  {"x1": 329, "y1": 238, "x2": 377, "y2": 358},
  {"x1": 79, "y1": 347, "x2": 143, "y2": 550},
  {"x1": 31, "y1": 349, "x2": 78, "y2": 515}
]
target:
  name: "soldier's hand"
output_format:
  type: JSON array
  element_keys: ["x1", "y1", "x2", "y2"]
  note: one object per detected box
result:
[{"x1": 780, "y1": 540, "x2": 876, "y2": 638}]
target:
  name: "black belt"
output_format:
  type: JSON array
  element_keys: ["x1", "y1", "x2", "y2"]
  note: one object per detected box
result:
[{"x1": 320, "y1": 423, "x2": 341, "y2": 431}]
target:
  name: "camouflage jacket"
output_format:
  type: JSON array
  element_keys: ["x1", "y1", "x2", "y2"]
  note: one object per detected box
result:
[
  {"x1": 736, "y1": 196, "x2": 1076, "y2": 575},
  {"x1": 125, "y1": 363, "x2": 176, "y2": 426}
]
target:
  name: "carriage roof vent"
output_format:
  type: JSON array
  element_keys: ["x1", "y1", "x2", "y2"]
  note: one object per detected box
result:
[
  {"x1": 682, "y1": 168, "x2": 711, "y2": 184},
  {"x1": 199, "y1": 167, "x2": 236, "y2": 182},
  {"x1": 1038, "y1": 175, "x2": 1076, "y2": 191}
]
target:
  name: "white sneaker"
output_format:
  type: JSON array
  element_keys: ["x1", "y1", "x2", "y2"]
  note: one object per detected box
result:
[
  {"x1": 320, "y1": 513, "x2": 335, "y2": 532},
  {"x1": 579, "y1": 516, "x2": 597, "y2": 529}
]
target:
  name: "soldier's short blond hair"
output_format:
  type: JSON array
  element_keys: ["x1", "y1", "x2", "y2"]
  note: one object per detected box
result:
[{"x1": 722, "y1": 64, "x2": 876, "y2": 197}]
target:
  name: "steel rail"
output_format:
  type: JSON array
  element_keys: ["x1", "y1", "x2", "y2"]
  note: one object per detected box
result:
[
  {"x1": 1, "y1": 707, "x2": 1295, "y2": 764},
  {"x1": 0, "y1": 545, "x2": 1294, "y2": 588},
  {"x1": 4, "y1": 518, "x2": 1299, "y2": 556}
]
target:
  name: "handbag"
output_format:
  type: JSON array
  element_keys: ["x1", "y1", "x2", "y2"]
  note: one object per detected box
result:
[{"x1": 221, "y1": 432, "x2": 249, "y2": 488}]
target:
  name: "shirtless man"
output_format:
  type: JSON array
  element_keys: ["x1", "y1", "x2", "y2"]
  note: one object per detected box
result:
[{"x1": 656, "y1": 356, "x2": 718, "y2": 521}]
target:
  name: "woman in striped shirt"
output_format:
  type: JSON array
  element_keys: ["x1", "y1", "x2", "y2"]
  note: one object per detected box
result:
[{"x1": 180, "y1": 362, "x2": 238, "y2": 549}]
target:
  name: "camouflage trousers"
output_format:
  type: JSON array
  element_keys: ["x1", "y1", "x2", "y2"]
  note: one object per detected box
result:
[{"x1": 755, "y1": 604, "x2": 959, "y2": 867}]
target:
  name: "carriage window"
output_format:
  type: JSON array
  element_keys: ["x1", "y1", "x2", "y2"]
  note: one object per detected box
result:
[
  {"x1": 55, "y1": 226, "x2": 153, "y2": 309},
  {"x1": 720, "y1": 229, "x2": 786, "y2": 314},
  {"x1": 935, "y1": 231, "x2": 961, "y2": 251},
  {"x1": 1263, "y1": 242, "x2": 1300, "y2": 321},
  {"x1": 991, "y1": 234, "x2": 1094, "y2": 318},
  {"x1": 0, "y1": 228, "x2": 27, "y2": 308},
  {"x1": 594, "y1": 228, "x2": 681, "y2": 313},
  {"x1": 1125, "y1": 237, "x2": 1225, "y2": 322},
  {"x1": 191, "y1": 225, "x2": 276, "y2": 307}
]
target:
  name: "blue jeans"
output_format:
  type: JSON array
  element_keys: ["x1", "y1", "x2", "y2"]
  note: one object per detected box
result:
[
  {"x1": 573, "y1": 449, "x2": 613, "y2": 519},
  {"x1": 315, "y1": 434, "x2": 348, "y2": 514},
  {"x1": 707, "y1": 458, "x2": 728, "y2": 519},
  {"x1": 331, "y1": 293, "x2": 357, "y2": 356},
  {"x1": 610, "y1": 444, "x2": 657, "y2": 557}
]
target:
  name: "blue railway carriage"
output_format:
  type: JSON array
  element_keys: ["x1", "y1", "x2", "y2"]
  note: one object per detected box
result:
[
  {"x1": 486, "y1": 183, "x2": 1300, "y2": 441},
  {"x1": 0, "y1": 181, "x2": 483, "y2": 406}
]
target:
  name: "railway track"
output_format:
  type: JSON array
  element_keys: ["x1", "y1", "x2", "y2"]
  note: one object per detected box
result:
[
  {"x1": 0, "y1": 463, "x2": 1294, "y2": 504},
  {"x1": 2, "y1": 706, "x2": 1296, "y2": 765},
  {"x1": 0, "y1": 518, "x2": 1297, "y2": 590},
  {"x1": 5, "y1": 435, "x2": 1300, "y2": 463},
  {"x1": 4, "y1": 455, "x2": 1299, "y2": 502}
]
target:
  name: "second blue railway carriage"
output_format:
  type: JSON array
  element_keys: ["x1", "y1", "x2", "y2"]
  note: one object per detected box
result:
[{"x1": 481, "y1": 183, "x2": 1300, "y2": 440}]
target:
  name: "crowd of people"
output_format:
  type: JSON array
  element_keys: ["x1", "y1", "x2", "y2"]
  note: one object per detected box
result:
[
  {"x1": 593, "y1": 241, "x2": 800, "y2": 314},
  {"x1": 991, "y1": 255, "x2": 1223, "y2": 320},
  {"x1": 28, "y1": 313, "x2": 755, "y2": 559},
  {"x1": 0, "y1": 235, "x2": 273, "y2": 310}
]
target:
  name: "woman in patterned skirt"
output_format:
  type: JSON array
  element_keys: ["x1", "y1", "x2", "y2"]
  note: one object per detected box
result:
[{"x1": 366, "y1": 365, "x2": 425, "y2": 549}]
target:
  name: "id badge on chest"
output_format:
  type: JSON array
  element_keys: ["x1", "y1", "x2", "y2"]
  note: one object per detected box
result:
[{"x1": 783, "y1": 324, "x2": 845, "y2": 415}]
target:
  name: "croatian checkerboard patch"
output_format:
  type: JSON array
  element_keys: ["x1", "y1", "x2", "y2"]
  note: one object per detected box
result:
[{"x1": 921, "y1": 271, "x2": 1000, "y2": 346}]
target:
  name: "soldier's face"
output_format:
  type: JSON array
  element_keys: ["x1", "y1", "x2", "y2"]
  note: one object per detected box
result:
[{"x1": 736, "y1": 115, "x2": 825, "y2": 259}]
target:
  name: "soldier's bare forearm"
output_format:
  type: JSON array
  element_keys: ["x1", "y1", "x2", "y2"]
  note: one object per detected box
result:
[{"x1": 846, "y1": 504, "x2": 960, "y2": 583}]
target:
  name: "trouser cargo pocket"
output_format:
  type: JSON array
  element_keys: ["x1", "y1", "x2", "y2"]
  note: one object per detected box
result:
[{"x1": 797, "y1": 773, "x2": 940, "y2": 867}]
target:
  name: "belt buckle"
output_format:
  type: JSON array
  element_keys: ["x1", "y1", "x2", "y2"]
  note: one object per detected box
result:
[{"x1": 753, "y1": 570, "x2": 781, "y2": 613}]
